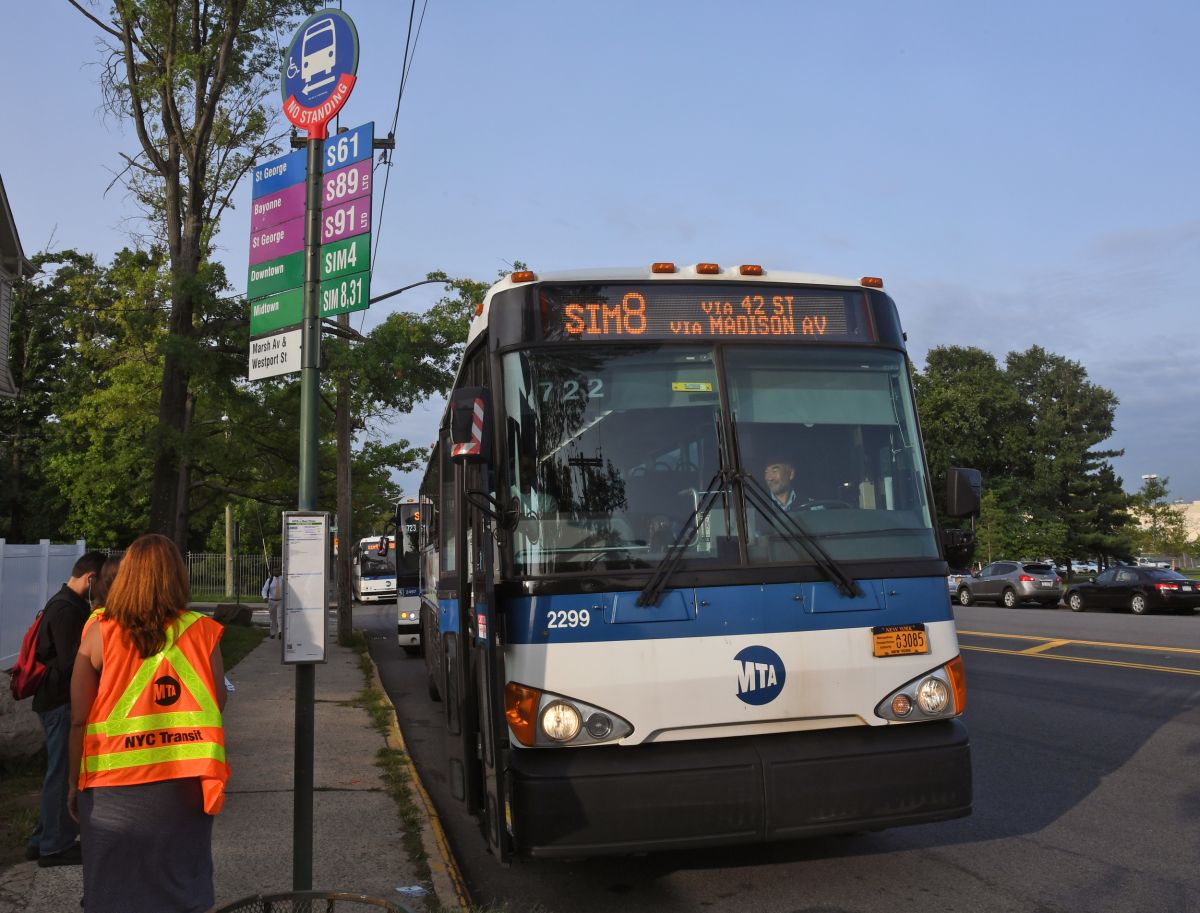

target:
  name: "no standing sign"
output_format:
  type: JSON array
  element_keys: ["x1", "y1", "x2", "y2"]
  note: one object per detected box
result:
[{"x1": 281, "y1": 9, "x2": 359, "y2": 140}]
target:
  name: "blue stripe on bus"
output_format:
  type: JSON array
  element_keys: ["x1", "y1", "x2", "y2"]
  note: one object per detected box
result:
[{"x1": 502, "y1": 577, "x2": 952, "y2": 644}]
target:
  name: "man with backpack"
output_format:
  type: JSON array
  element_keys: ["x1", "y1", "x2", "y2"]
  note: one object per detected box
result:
[{"x1": 25, "y1": 551, "x2": 106, "y2": 866}]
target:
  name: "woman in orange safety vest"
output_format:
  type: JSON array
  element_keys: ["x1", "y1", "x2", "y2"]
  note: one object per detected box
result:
[{"x1": 68, "y1": 533, "x2": 229, "y2": 913}]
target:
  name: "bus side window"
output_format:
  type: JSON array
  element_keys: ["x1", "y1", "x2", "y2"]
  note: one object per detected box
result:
[{"x1": 439, "y1": 426, "x2": 457, "y2": 576}]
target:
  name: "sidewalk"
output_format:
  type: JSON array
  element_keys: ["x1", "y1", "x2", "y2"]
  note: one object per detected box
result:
[{"x1": 0, "y1": 607, "x2": 438, "y2": 913}]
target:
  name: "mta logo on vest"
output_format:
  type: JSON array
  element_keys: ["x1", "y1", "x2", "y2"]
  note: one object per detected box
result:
[
  {"x1": 153, "y1": 675, "x2": 182, "y2": 706},
  {"x1": 734, "y1": 645, "x2": 786, "y2": 705}
]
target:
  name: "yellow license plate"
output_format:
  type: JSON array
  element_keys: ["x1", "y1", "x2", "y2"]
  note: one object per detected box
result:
[{"x1": 872, "y1": 624, "x2": 929, "y2": 658}]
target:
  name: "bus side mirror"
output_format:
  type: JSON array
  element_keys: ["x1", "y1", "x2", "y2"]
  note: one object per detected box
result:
[
  {"x1": 375, "y1": 537, "x2": 389, "y2": 555},
  {"x1": 449, "y1": 387, "x2": 491, "y2": 464},
  {"x1": 944, "y1": 467, "x2": 981, "y2": 518},
  {"x1": 941, "y1": 526, "x2": 976, "y2": 571}
]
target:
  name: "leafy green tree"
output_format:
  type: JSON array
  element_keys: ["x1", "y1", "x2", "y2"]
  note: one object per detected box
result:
[
  {"x1": 1131, "y1": 475, "x2": 1189, "y2": 556},
  {"x1": 0, "y1": 252, "x2": 100, "y2": 540},
  {"x1": 70, "y1": 0, "x2": 320, "y2": 545},
  {"x1": 913, "y1": 346, "x2": 1026, "y2": 515},
  {"x1": 914, "y1": 343, "x2": 1132, "y2": 568}
]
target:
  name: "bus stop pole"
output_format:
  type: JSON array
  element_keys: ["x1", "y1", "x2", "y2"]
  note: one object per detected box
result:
[{"x1": 293, "y1": 134, "x2": 323, "y2": 891}]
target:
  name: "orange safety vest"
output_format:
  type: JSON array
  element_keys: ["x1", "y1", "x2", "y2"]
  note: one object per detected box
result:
[{"x1": 79, "y1": 609, "x2": 229, "y2": 814}]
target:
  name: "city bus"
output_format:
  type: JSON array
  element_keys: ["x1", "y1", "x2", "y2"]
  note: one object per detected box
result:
[
  {"x1": 391, "y1": 498, "x2": 425, "y2": 655},
  {"x1": 351, "y1": 535, "x2": 396, "y2": 603},
  {"x1": 417, "y1": 263, "x2": 980, "y2": 860}
]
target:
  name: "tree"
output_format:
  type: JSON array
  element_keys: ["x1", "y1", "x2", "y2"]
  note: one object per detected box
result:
[
  {"x1": 0, "y1": 252, "x2": 98, "y2": 540},
  {"x1": 1131, "y1": 475, "x2": 1188, "y2": 556},
  {"x1": 70, "y1": 0, "x2": 319, "y2": 546},
  {"x1": 914, "y1": 344, "x2": 1132, "y2": 567},
  {"x1": 912, "y1": 346, "x2": 1027, "y2": 515}
]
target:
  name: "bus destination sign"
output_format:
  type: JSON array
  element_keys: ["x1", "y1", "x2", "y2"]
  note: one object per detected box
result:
[{"x1": 540, "y1": 285, "x2": 875, "y2": 343}]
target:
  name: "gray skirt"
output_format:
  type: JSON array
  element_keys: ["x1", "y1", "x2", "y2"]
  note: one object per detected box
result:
[{"x1": 79, "y1": 777, "x2": 214, "y2": 913}]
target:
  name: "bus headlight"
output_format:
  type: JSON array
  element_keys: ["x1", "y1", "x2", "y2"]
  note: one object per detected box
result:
[
  {"x1": 916, "y1": 677, "x2": 949, "y2": 714},
  {"x1": 505, "y1": 682, "x2": 633, "y2": 747},
  {"x1": 541, "y1": 702, "x2": 581, "y2": 742},
  {"x1": 875, "y1": 656, "x2": 966, "y2": 722}
]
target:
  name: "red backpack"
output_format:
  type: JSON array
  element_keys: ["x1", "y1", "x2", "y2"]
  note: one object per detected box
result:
[{"x1": 7, "y1": 610, "x2": 48, "y2": 701}]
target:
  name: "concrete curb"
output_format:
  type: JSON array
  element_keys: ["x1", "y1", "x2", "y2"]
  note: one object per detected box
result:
[{"x1": 366, "y1": 655, "x2": 473, "y2": 912}]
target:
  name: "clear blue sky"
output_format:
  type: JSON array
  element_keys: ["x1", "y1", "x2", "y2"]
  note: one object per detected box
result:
[{"x1": 4, "y1": 1, "x2": 1198, "y2": 502}]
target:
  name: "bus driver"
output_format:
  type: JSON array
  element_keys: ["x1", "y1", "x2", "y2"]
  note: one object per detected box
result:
[{"x1": 763, "y1": 458, "x2": 801, "y2": 512}]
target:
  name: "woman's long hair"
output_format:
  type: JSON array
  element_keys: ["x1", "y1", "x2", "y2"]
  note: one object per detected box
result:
[{"x1": 103, "y1": 534, "x2": 190, "y2": 658}]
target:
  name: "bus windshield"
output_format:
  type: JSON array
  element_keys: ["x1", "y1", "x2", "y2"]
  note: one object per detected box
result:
[
  {"x1": 502, "y1": 345, "x2": 937, "y2": 575},
  {"x1": 359, "y1": 542, "x2": 395, "y2": 577}
]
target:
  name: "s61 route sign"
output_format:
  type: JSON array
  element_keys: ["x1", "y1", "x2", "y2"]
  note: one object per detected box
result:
[{"x1": 281, "y1": 9, "x2": 359, "y2": 139}]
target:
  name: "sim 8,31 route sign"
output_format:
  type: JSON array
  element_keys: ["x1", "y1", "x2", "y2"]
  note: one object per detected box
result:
[{"x1": 281, "y1": 8, "x2": 359, "y2": 140}]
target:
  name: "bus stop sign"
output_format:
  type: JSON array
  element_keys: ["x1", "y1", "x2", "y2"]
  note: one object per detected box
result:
[{"x1": 281, "y1": 9, "x2": 359, "y2": 140}]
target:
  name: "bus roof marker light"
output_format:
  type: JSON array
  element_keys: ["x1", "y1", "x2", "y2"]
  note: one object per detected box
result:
[
  {"x1": 739, "y1": 264, "x2": 763, "y2": 276},
  {"x1": 696, "y1": 262, "x2": 720, "y2": 274},
  {"x1": 651, "y1": 262, "x2": 677, "y2": 273},
  {"x1": 860, "y1": 276, "x2": 884, "y2": 288},
  {"x1": 511, "y1": 270, "x2": 537, "y2": 283}
]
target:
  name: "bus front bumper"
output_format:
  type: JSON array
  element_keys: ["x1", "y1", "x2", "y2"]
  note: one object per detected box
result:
[{"x1": 507, "y1": 718, "x2": 970, "y2": 857}]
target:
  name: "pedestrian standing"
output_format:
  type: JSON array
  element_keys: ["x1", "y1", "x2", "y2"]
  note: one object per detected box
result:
[
  {"x1": 262, "y1": 562, "x2": 283, "y2": 639},
  {"x1": 25, "y1": 550, "x2": 106, "y2": 866},
  {"x1": 68, "y1": 533, "x2": 228, "y2": 913},
  {"x1": 91, "y1": 555, "x2": 122, "y2": 608}
]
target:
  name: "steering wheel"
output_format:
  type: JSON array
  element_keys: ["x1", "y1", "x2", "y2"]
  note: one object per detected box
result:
[
  {"x1": 797, "y1": 499, "x2": 854, "y2": 511},
  {"x1": 586, "y1": 547, "x2": 635, "y2": 566}
]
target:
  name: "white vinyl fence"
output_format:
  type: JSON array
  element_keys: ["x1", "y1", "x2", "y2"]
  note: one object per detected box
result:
[
  {"x1": 2, "y1": 544, "x2": 281, "y2": 668},
  {"x1": 0, "y1": 540, "x2": 86, "y2": 669}
]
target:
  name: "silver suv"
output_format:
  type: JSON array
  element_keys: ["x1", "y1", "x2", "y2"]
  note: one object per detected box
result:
[{"x1": 957, "y1": 561, "x2": 1063, "y2": 608}]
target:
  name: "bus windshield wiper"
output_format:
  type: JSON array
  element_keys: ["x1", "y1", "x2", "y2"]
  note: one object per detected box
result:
[
  {"x1": 637, "y1": 469, "x2": 732, "y2": 607},
  {"x1": 739, "y1": 472, "x2": 862, "y2": 598}
]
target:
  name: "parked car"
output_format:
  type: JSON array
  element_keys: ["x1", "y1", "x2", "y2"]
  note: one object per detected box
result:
[
  {"x1": 1070, "y1": 559, "x2": 1099, "y2": 574},
  {"x1": 956, "y1": 561, "x2": 1063, "y2": 608},
  {"x1": 1065, "y1": 566, "x2": 1200, "y2": 615},
  {"x1": 947, "y1": 568, "x2": 971, "y2": 595},
  {"x1": 1135, "y1": 556, "x2": 1173, "y2": 569}
]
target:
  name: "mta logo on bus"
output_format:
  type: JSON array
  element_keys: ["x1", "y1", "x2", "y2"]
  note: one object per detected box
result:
[{"x1": 734, "y1": 646, "x2": 786, "y2": 705}]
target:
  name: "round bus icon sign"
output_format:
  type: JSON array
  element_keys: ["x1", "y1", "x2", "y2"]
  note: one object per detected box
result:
[{"x1": 282, "y1": 9, "x2": 359, "y2": 139}]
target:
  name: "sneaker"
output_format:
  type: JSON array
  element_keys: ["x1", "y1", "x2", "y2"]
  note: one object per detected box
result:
[{"x1": 37, "y1": 843, "x2": 82, "y2": 867}]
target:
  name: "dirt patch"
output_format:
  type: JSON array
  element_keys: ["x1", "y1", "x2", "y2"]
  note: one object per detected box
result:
[{"x1": 0, "y1": 754, "x2": 44, "y2": 869}]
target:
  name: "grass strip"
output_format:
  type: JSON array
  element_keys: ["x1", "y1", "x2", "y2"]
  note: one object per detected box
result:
[
  {"x1": 346, "y1": 631, "x2": 433, "y2": 890},
  {"x1": 219, "y1": 624, "x2": 267, "y2": 671}
]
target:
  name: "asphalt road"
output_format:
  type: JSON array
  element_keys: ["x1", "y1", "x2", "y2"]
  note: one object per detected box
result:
[{"x1": 361, "y1": 600, "x2": 1200, "y2": 913}]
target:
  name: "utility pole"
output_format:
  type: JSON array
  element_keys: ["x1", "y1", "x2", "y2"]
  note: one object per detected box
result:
[{"x1": 336, "y1": 311, "x2": 354, "y2": 645}]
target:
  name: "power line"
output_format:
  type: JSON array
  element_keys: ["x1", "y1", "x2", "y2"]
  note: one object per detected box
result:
[{"x1": 370, "y1": 0, "x2": 431, "y2": 290}]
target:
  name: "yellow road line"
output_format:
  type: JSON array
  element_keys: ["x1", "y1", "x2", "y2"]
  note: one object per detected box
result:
[
  {"x1": 1020, "y1": 638, "x2": 1070, "y2": 655},
  {"x1": 960, "y1": 644, "x2": 1200, "y2": 677},
  {"x1": 958, "y1": 629, "x2": 1200, "y2": 656}
]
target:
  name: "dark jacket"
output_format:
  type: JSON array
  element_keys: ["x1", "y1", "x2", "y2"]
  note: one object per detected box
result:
[{"x1": 32, "y1": 584, "x2": 92, "y2": 713}]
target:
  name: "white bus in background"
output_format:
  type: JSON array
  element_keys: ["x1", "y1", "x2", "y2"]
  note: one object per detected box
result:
[{"x1": 351, "y1": 535, "x2": 396, "y2": 603}]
